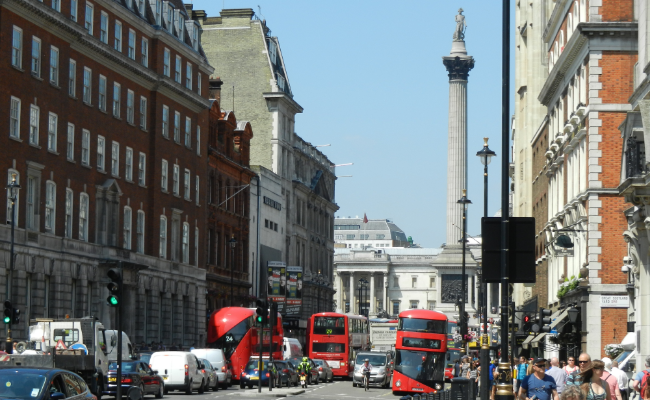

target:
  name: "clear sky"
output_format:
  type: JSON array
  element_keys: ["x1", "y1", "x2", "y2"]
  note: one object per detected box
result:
[{"x1": 191, "y1": 0, "x2": 515, "y2": 248}]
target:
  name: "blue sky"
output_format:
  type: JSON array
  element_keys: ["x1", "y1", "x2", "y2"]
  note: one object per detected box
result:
[{"x1": 191, "y1": 0, "x2": 514, "y2": 248}]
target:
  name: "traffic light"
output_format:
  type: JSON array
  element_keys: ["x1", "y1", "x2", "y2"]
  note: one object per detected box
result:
[
  {"x1": 539, "y1": 308, "x2": 552, "y2": 333},
  {"x1": 12, "y1": 308, "x2": 19, "y2": 324},
  {"x1": 270, "y1": 301, "x2": 278, "y2": 319},
  {"x1": 106, "y1": 268, "x2": 122, "y2": 307},
  {"x1": 3, "y1": 301, "x2": 12, "y2": 324},
  {"x1": 255, "y1": 300, "x2": 268, "y2": 325},
  {"x1": 522, "y1": 313, "x2": 532, "y2": 333}
]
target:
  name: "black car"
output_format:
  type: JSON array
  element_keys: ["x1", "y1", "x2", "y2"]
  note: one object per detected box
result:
[
  {"x1": 105, "y1": 361, "x2": 164, "y2": 398},
  {"x1": 287, "y1": 357, "x2": 319, "y2": 385},
  {"x1": 138, "y1": 351, "x2": 155, "y2": 365},
  {"x1": 274, "y1": 361, "x2": 298, "y2": 387},
  {"x1": 0, "y1": 366, "x2": 96, "y2": 400}
]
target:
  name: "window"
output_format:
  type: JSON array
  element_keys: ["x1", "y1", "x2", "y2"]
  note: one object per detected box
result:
[
  {"x1": 196, "y1": 126, "x2": 200, "y2": 155},
  {"x1": 139, "y1": 97, "x2": 147, "y2": 129},
  {"x1": 100, "y1": 12, "x2": 108, "y2": 43},
  {"x1": 126, "y1": 90, "x2": 134, "y2": 124},
  {"x1": 45, "y1": 181, "x2": 56, "y2": 233},
  {"x1": 6, "y1": 171, "x2": 20, "y2": 226},
  {"x1": 182, "y1": 222, "x2": 189, "y2": 263},
  {"x1": 412, "y1": 277, "x2": 417, "y2": 288},
  {"x1": 9, "y1": 97, "x2": 21, "y2": 139},
  {"x1": 162, "y1": 106, "x2": 169, "y2": 138},
  {"x1": 98, "y1": 75, "x2": 107, "y2": 111},
  {"x1": 163, "y1": 48, "x2": 170, "y2": 77},
  {"x1": 64, "y1": 189, "x2": 73, "y2": 238},
  {"x1": 66, "y1": 124, "x2": 74, "y2": 160},
  {"x1": 138, "y1": 152, "x2": 146, "y2": 186},
  {"x1": 68, "y1": 59, "x2": 76, "y2": 97},
  {"x1": 52, "y1": 0, "x2": 60, "y2": 12},
  {"x1": 114, "y1": 21, "x2": 122, "y2": 52},
  {"x1": 47, "y1": 113, "x2": 58, "y2": 152},
  {"x1": 159, "y1": 216, "x2": 167, "y2": 258},
  {"x1": 184, "y1": 117, "x2": 191, "y2": 147},
  {"x1": 191, "y1": 24, "x2": 198, "y2": 50},
  {"x1": 128, "y1": 29, "x2": 135, "y2": 59},
  {"x1": 84, "y1": 2, "x2": 93, "y2": 34},
  {"x1": 172, "y1": 164, "x2": 179, "y2": 195},
  {"x1": 194, "y1": 227, "x2": 199, "y2": 266},
  {"x1": 195, "y1": 175, "x2": 199, "y2": 205},
  {"x1": 136, "y1": 210, "x2": 144, "y2": 253},
  {"x1": 166, "y1": 4, "x2": 173, "y2": 31},
  {"x1": 112, "y1": 83, "x2": 121, "y2": 118},
  {"x1": 277, "y1": 74, "x2": 285, "y2": 91},
  {"x1": 392, "y1": 301, "x2": 400, "y2": 315},
  {"x1": 161, "y1": 159, "x2": 168, "y2": 191},
  {"x1": 31, "y1": 37, "x2": 41, "y2": 77},
  {"x1": 79, "y1": 192, "x2": 89, "y2": 241},
  {"x1": 154, "y1": 0, "x2": 162, "y2": 25},
  {"x1": 197, "y1": 72, "x2": 201, "y2": 95},
  {"x1": 429, "y1": 277, "x2": 436, "y2": 288},
  {"x1": 26, "y1": 176, "x2": 36, "y2": 230},
  {"x1": 111, "y1": 141, "x2": 119, "y2": 176},
  {"x1": 136, "y1": 0, "x2": 145, "y2": 15},
  {"x1": 346, "y1": 234, "x2": 354, "y2": 240},
  {"x1": 70, "y1": 0, "x2": 77, "y2": 22},
  {"x1": 174, "y1": 55, "x2": 181, "y2": 83},
  {"x1": 185, "y1": 62, "x2": 192, "y2": 89},
  {"x1": 410, "y1": 301, "x2": 419, "y2": 309},
  {"x1": 81, "y1": 129, "x2": 90, "y2": 165},
  {"x1": 184, "y1": 169, "x2": 190, "y2": 199},
  {"x1": 12, "y1": 27, "x2": 22, "y2": 69},
  {"x1": 178, "y1": 14, "x2": 184, "y2": 39},
  {"x1": 29, "y1": 105, "x2": 39, "y2": 146},
  {"x1": 268, "y1": 40, "x2": 277, "y2": 64},
  {"x1": 123, "y1": 207, "x2": 132, "y2": 250},
  {"x1": 97, "y1": 135, "x2": 105, "y2": 170},
  {"x1": 83, "y1": 67, "x2": 91, "y2": 104},
  {"x1": 123, "y1": 147, "x2": 133, "y2": 181},
  {"x1": 393, "y1": 277, "x2": 399, "y2": 288},
  {"x1": 141, "y1": 37, "x2": 148, "y2": 67},
  {"x1": 173, "y1": 111, "x2": 180, "y2": 142},
  {"x1": 428, "y1": 301, "x2": 436, "y2": 311}
]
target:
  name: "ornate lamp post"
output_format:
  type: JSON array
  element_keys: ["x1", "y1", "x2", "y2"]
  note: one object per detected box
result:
[
  {"x1": 229, "y1": 235, "x2": 237, "y2": 306},
  {"x1": 457, "y1": 189, "x2": 471, "y2": 353},
  {"x1": 5, "y1": 174, "x2": 20, "y2": 354},
  {"x1": 476, "y1": 138, "x2": 496, "y2": 400}
]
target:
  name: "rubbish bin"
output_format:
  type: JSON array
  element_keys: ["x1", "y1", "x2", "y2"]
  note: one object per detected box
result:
[{"x1": 450, "y1": 378, "x2": 470, "y2": 400}]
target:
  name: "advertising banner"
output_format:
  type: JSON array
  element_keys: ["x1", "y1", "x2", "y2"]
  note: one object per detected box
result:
[
  {"x1": 267, "y1": 261, "x2": 286, "y2": 313},
  {"x1": 285, "y1": 266, "x2": 303, "y2": 317}
]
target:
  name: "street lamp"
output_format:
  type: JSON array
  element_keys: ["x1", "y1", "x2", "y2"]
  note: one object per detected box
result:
[
  {"x1": 229, "y1": 235, "x2": 237, "y2": 307},
  {"x1": 457, "y1": 189, "x2": 471, "y2": 354},
  {"x1": 5, "y1": 173, "x2": 20, "y2": 354},
  {"x1": 476, "y1": 138, "x2": 495, "y2": 400},
  {"x1": 357, "y1": 278, "x2": 368, "y2": 316}
]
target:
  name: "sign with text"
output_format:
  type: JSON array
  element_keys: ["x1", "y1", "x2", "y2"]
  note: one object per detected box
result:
[
  {"x1": 600, "y1": 295, "x2": 629, "y2": 308},
  {"x1": 267, "y1": 261, "x2": 286, "y2": 312},
  {"x1": 285, "y1": 266, "x2": 303, "y2": 317},
  {"x1": 554, "y1": 246, "x2": 574, "y2": 257}
]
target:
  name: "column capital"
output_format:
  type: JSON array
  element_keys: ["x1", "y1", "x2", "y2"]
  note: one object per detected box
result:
[{"x1": 442, "y1": 55, "x2": 475, "y2": 81}]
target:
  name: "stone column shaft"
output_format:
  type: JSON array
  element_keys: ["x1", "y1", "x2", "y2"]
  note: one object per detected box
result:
[
  {"x1": 446, "y1": 80, "x2": 468, "y2": 245},
  {"x1": 383, "y1": 274, "x2": 388, "y2": 312},
  {"x1": 369, "y1": 273, "x2": 375, "y2": 314},
  {"x1": 349, "y1": 273, "x2": 354, "y2": 314}
]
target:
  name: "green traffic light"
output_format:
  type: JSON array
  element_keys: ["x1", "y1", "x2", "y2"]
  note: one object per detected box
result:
[
  {"x1": 109, "y1": 296, "x2": 119, "y2": 306},
  {"x1": 3, "y1": 316, "x2": 10, "y2": 324},
  {"x1": 256, "y1": 316, "x2": 262, "y2": 323}
]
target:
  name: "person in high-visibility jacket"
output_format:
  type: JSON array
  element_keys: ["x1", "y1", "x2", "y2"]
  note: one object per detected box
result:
[{"x1": 297, "y1": 357, "x2": 312, "y2": 384}]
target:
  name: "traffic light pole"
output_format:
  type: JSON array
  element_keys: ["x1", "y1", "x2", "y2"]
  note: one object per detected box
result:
[
  {"x1": 116, "y1": 262, "x2": 123, "y2": 400},
  {"x1": 269, "y1": 300, "x2": 273, "y2": 392},
  {"x1": 258, "y1": 325, "x2": 262, "y2": 393}
]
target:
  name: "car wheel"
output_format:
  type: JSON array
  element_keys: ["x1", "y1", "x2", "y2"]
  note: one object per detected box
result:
[
  {"x1": 213, "y1": 377, "x2": 219, "y2": 391},
  {"x1": 248, "y1": 384, "x2": 253, "y2": 389},
  {"x1": 156, "y1": 383, "x2": 164, "y2": 398},
  {"x1": 185, "y1": 380, "x2": 193, "y2": 395},
  {"x1": 240, "y1": 381, "x2": 245, "y2": 389},
  {"x1": 198, "y1": 379, "x2": 206, "y2": 394},
  {"x1": 352, "y1": 381, "x2": 357, "y2": 387}
]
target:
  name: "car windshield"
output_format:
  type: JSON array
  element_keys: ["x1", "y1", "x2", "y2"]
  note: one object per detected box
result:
[
  {"x1": 0, "y1": 370, "x2": 48, "y2": 400},
  {"x1": 246, "y1": 360, "x2": 271, "y2": 370},
  {"x1": 355, "y1": 354, "x2": 387, "y2": 366},
  {"x1": 275, "y1": 362, "x2": 287, "y2": 369},
  {"x1": 398, "y1": 317, "x2": 446, "y2": 334},
  {"x1": 108, "y1": 362, "x2": 138, "y2": 372}
]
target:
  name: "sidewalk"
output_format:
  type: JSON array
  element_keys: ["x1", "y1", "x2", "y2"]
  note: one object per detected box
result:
[{"x1": 232, "y1": 388, "x2": 306, "y2": 397}]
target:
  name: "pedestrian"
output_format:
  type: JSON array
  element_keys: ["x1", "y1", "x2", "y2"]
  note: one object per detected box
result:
[
  {"x1": 567, "y1": 353, "x2": 593, "y2": 386},
  {"x1": 561, "y1": 361, "x2": 567, "y2": 369},
  {"x1": 565, "y1": 357, "x2": 580, "y2": 376},
  {"x1": 528, "y1": 359, "x2": 535, "y2": 376},
  {"x1": 490, "y1": 360, "x2": 498, "y2": 400},
  {"x1": 561, "y1": 385, "x2": 587, "y2": 400},
  {"x1": 461, "y1": 357, "x2": 471, "y2": 379},
  {"x1": 546, "y1": 357, "x2": 568, "y2": 395},
  {"x1": 454, "y1": 359, "x2": 461, "y2": 378},
  {"x1": 602, "y1": 359, "x2": 623, "y2": 400},
  {"x1": 630, "y1": 356, "x2": 650, "y2": 398},
  {"x1": 518, "y1": 356, "x2": 529, "y2": 391},
  {"x1": 469, "y1": 362, "x2": 478, "y2": 394},
  {"x1": 576, "y1": 360, "x2": 611, "y2": 400},
  {"x1": 518, "y1": 358, "x2": 560, "y2": 400},
  {"x1": 610, "y1": 361, "x2": 629, "y2": 400}
]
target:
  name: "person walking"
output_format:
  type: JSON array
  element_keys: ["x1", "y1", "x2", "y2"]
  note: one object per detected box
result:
[
  {"x1": 561, "y1": 385, "x2": 587, "y2": 400},
  {"x1": 461, "y1": 357, "x2": 471, "y2": 380},
  {"x1": 565, "y1": 357, "x2": 580, "y2": 376},
  {"x1": 454, "y1": 359, "x2": 461, "y2": 378},
  {"x1": 610, "y1": 361, "x2": 629, "y2": 400},
  {"x1": 602, "y1": 359, "x2": 622, "y2": 400},
  {"x1": 518, "y1": 356, "x2": 530, "y2": 393},
  {"x1": 630, "y1": 356, "x2": 650, "y2": 398},
  {"x1": 547, "y1": 357, "x2": 568, "y2": 395},
  {"x1": 567, "y1": 353, "x2": 593, "y2": 386},
  {"x1": 518, "y1": 358, "x2": 560, "y2": 400},
  {"x1": 469, "y1": 362, "x2": 478, "y2": 394},
  {"x1": 490, "y1": 360, "x2": 498, "y2": 400},
  {"x1": 576, "y1": 360, "x2": 611, "y2": 400}
]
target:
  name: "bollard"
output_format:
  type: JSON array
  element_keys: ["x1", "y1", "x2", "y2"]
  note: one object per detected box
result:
[{"x1": 413, "y1": 395, "x2": 421, "y2": 400}]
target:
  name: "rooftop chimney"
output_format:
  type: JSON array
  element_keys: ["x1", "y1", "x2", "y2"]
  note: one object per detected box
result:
[{"x1": 209, "y1": 77, "x2": 223, "y2": 102}]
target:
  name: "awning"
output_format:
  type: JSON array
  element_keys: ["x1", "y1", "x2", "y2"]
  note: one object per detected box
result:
[
  {"x1": 549, "y1": 309, "x2": 569, "y2": 332},
  {"x1": 522, "y1": 334, "x2": 535, "y2": 350},
  {"x1": 531, "y1": 333, "x2": 547, "y2": 348}
]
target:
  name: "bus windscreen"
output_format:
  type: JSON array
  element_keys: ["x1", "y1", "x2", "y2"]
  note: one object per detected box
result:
[
  {"x1": 398, "y1": 318, "x2": 446, "y2": 334},
  {"x1": 313, "y1": 317, "x2": 346, "y2": 335},
  {"x1": 211, "y1": 318, "x2": 251, "y2": 358},
  {"x1": 312, "y1": 343, "x2": 345, "y2": 353},
  {"x1": 395, "y1": 349, "x2": 445, "y2": 388}
]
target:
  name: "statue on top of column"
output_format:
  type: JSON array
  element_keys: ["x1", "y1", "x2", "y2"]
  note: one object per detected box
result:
[{"x1": 453, "y1": 8, "x2": 467, "y2": 41}]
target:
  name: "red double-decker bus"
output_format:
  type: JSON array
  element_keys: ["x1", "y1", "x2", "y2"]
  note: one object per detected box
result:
[
  {"x1": 306, "y1": 312, "x2": 370, "y2": 378},
  {"x1": 392, "y1": 309, "x2": 447, "y2": 394},
  {"x1": 251, "y1": 311, "x2": 284, "y2": 361},
  {"x1": 207, "y1": 307, "x2": 255, "y2": 385},
  {"x1": 445, "y1": 320, "x2": 461, "y2": 381}
]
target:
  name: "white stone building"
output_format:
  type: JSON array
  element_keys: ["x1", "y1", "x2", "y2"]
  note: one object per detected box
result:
[{"x1": 333, "y1": 217, "x2": 410, "y2": 249}]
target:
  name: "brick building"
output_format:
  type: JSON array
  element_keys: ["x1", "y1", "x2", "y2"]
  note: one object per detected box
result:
[
  {"x1": 1, "y1": 0, "x2": 213, "y2": 347},
  {"x1": 512, "y1": 0, "x2": 635, "y2": 359}
]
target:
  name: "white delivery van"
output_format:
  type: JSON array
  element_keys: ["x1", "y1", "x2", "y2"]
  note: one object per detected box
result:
[
  {"x1": 150, "y1": 351, "x2": 206, "y2": 394},
  {"x1": 283, "y1": 338, "x2": 303, "y2": 360},
  {"x1": 103, "y1": 330, "x2": 135, "y2": 361},
  {"x1": 191, "y1": 348, "x2": 232, "y2": 389}
]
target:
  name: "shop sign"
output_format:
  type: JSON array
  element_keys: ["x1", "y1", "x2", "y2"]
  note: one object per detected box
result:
[{"x1": 600, "y1": 295, "x2": 629, "y2": 308}]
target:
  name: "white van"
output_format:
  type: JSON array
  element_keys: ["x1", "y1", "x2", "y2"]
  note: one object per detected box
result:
[
  {"x1": 191, "y1": 348, "x2": 232, "y2": 389},
  {"x1": 103, "y1": 330, "x2": 134, "y2": 361},
  {"x1": 283, "y1": 338, "x2": 303, "y2": 360},
  {"x1": 150, "y1": 351, "x2": 206, "y2": 394}
]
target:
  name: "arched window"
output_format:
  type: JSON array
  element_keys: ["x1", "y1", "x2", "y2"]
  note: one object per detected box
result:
[
  {"x1": 559, "y1": 31, "x2": 564, "y2": 52},
  {"x1": 123, "y1": 206, "x2": 132, "y2": 250},
  {"x1": 568, "y1": 13, "x2": 573, "y2": 37},
  {"x1": 65, "y1": 188, "x2": 73, "y2": 238},
  {"x1": 580, "y1": 0, "x2": 586, "y2": 23},
  {"x1": 6, "y1": 170, "x2": 20, "y2": 226},
  {"x1": 159, "y1": 215, "x2": 167, "y2": 258},
  {"x1": 182, "y1": 222, "x2": 189, "y2": 264},
  {"x1": 573, "y1": 1, "x2": 579, "y2": 26},
  {"x1": 79, "y1": 193, "x2": 89, "y2": 241},
  {"x1": 45, "y1": 181, "x2": 56, "y2": 233}
]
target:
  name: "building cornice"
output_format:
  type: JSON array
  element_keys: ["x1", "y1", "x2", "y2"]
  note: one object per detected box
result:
[
  {"x1": 542, "y1": 0, "x2": 572, "y2": 47},
  {"x1": 263, "y1": 92, "x2": 303, "y2": 114}
]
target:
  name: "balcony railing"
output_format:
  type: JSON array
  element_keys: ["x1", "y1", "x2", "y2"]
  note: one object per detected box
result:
[{"x1": 625, "y1": 137, "x2": 646, "y2": 178}]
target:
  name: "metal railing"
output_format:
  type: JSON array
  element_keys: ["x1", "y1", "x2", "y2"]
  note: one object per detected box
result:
[{"x1": 400, "y1": 390, "x2": 452, "y2": 400}]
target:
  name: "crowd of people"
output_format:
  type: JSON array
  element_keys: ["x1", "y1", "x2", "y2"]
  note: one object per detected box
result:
[{"x1": 450, "y1": 354, "x2": 650, "y2": 400}]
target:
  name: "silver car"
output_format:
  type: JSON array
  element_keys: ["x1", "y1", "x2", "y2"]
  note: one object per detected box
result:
[
  {"x1": 199, "y1": 358, "x2": 220, "y2": 391},
  {"x1": 312, "y1": 359, "x2": 334, "y2": 382},
  {"x1": 352, "y1": 352, "x2": 391, "y2": 388}
]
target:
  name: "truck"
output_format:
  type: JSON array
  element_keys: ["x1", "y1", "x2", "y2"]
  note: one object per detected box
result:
[
  {"x1": 0, "y1": 317, "x2": 133, "y2": 399},
  {"x1": 369, "y1": 322, "x2": 398, "y2": 353}
]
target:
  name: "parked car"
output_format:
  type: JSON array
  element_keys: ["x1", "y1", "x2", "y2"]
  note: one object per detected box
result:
[
  {"x1": 0, "y1": 366, "x2": 96, "y2": 400},
  {"x1": 149, "y1": 351, "x2": 205, "y2": 394},
  {"x1": 274, "y1": 360, "x2": 298, "y2": 387},
  {"x1": 105, "y1": 360, "x2": 164, "y2": 398},
  {"x1": 352, "y1": 351, "x2": 392, "y2": 388},
  {"x1": 283, "y1": 338, "x2": 303, "y2": 360},
  {"x1": 191, "y1": 348, "x2": 232, "y2": 389},
  {"x1": 199, "y1": 358, "x2": 220, "y2": 391},
  {"x1": 313, "y1": 359, "x2": 334, "y2": 382},
  {"x1": 240, "y1": 358, "x2": 278, "y2": 389},
  {"x1": 287, "y1": 357, "x2": 320, "y2": 385}
]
